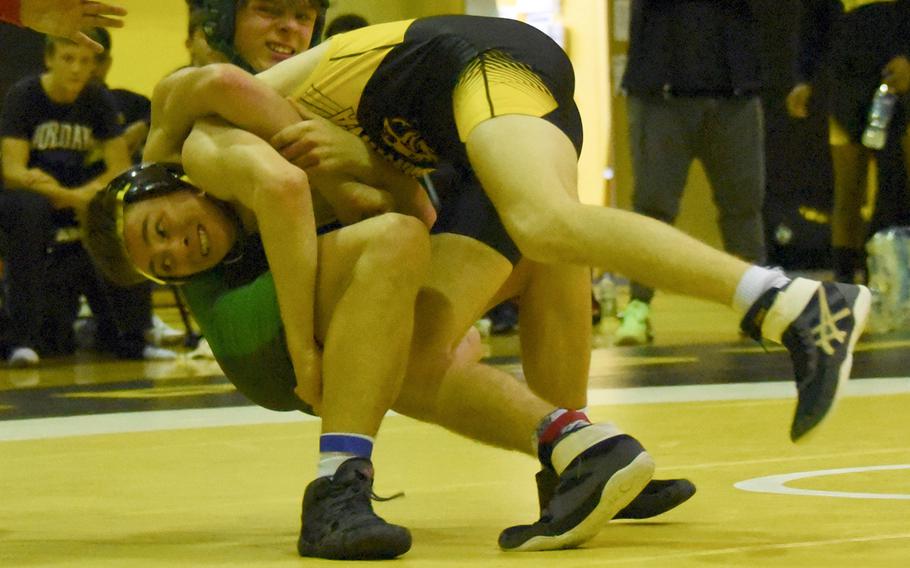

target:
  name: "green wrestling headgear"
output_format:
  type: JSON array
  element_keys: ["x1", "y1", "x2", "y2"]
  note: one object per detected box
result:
[
  {"x1": 198, "y1": 0, "x2": 329, "y2": 72},
  {"x1": 84, "y1": 163, "x2": 244, "y2": 287}
]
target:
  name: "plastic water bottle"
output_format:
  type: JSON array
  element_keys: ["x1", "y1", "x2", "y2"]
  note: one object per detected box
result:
[
  {"x1": 592, "y1": 273, "x2": 617, "y2": 319},
  {"x1": 861, "y1": 83, "x2": 897, "y2": 150},
  {"x1": 866, "y1": 227, "x2": 910, "y2": 332}
]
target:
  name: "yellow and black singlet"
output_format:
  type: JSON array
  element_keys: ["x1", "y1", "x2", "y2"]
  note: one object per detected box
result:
[{"x1": 289, "y1": 15, "x2": 583, "y2": 178}]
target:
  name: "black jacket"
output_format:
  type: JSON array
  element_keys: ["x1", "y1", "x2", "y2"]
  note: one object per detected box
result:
[{"x1": 621, "y1": 0, "x2": 764, "y2": 97}]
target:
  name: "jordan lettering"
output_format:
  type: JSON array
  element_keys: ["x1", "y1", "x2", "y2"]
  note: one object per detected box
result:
[{"x1": 32, "y1": 121, "x2": 96, "y2": 151}]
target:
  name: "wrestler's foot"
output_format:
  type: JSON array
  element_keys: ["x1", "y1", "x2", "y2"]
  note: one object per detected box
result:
[
  {"x1": 535, "y1": 468, "x2": 695, "y2": 520},
  {"x1": 297, "y1": 457, "x2": 411, "y2": 560},
  {"x1": 740, "y1": 278, "x2": 870, "y2": 442},
  {"x1": 498, "y1": 423, "x2": 654, "y2": 551}
]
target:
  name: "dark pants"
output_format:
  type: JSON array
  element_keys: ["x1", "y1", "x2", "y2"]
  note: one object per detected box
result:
[
  {"x1": 0, "y1": 189, "x2": 152, "y2": 357},
  {"x1": 626, "y1": 94, "x2": 768, "y2": 303}
]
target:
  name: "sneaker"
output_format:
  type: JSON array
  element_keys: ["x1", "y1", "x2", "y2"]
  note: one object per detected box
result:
[
  {"x1": 145, "y1": 315, "x2": 185, "y2": 346},
  {"x1": 188, "y1": 337, "x2": 215, "y2": 360},
  {"x1": 741, "y1": 278, "x2": 871, "y2": 442},
  {"x1": 8, "y1": 346, "x2": 39, "y2": 368},
  {"x1": 73, "y1": 317, "x2": 97, "y2": 349},
  {"x1": 498, "y1": 423, "x2": 654, "y2": 552},
  {"x1": 298, "y1": 457, "x2": 411, "y2": 560},
  {"x1": 534, "y1": 468, "x2": 696, "y2": 520},
  {"x1": 142, "y1": 345, "x2": 178, "y2": 361},
  {"x1": 614, "y1": 300, "x2": 653, "y2": 346}
]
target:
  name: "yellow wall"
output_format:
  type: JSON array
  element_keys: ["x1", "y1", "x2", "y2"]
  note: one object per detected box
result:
[
  {"x1": 493, "y1": 0, "x2": 610, "y2": 207},
  {"x1": 562, "y1": 0, "x2": 610, "y2": 207},
  {"x1": 326, "y1": 0, "x2": 464, "y2": 23},
  {"x1": 105, "y1": 0, "x2": 191, "y2": 97}
]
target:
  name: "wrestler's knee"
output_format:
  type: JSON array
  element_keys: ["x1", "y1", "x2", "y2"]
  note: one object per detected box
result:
[
  {"x1": 397, "y1": 326, "x2": 460, "y2": 408},
  {"x1": 359, "y1": 213, "x2": 431, "y2": 280},
  {"x1": 500, "y1": 202, "x2": 577, "y2": 263}
]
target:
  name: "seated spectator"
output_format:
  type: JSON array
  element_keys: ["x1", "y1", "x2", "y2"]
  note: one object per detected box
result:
[
  {"x1": 90, "y1": 27, "x2": 185, "y2": 347},
  {"x1": 0, "y1": 30, "x2": 174, "y2": 366}
]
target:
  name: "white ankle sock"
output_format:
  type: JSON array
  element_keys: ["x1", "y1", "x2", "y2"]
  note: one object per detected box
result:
[
  {"x1": 317, "y1": 452, "x2": 357, "y2": 478},
  {"x1": 732, "y1": 266, "x2": 790, "y2": 315}
]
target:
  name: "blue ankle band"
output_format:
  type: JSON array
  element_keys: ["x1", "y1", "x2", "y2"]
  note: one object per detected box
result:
[{"x1": 319, "y1": 433, "x2": 374, "y2": 457}]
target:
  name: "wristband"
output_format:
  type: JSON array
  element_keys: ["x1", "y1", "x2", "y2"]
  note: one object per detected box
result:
[{"x1": 0, "y1": 0, "x2": 23, "y2": 26}]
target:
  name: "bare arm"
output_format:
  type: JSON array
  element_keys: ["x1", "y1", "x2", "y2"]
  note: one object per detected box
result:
[
  {"x1": 95, "y1": 135, "x2": 131, "y2": 187},
  {"x1": 143, "y1": 64, "x2": 302, "y2": 164},
  {"x1": 122, "y1": 120, "x2": 150, "y2": 157},
  {"x1": 883, "y1": 55, "x2": 910, "y2": 94},
  {"x1": 142, "y1": 59, "x2": 406, "y2": 225},
  {"x1": 1, "y1": 137, "x2": 72, "y2": 207},
  {"x1": 70, "y1": 135, "x2": 132, "y2": 212},
  {"x1": 4, "y1": 134, "x2": 131, "y2": 213},
  {"x1": 271, "y1": 102, "x2": 436, "y2": 228},
  {"x1": 182, "y1": 118, "x2": 323, "y2": 409}
]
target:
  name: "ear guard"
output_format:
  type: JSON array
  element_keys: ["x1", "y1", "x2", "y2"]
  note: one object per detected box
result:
[{"x1": 199, "y1": 0, "x2": 329, "y2": 72}]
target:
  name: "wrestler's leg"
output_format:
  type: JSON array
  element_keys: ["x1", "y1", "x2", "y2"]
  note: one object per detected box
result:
[
  {"x1": 456, "y1": 257, "x2": 592, "y2": 410},
  {"x1": 186, "y1": 123, "x2": 425, "y2": 559},
  {"x1": 830, "y1": 139, "x2": 869, "y2": 281},
  {"x1": 465, "y1": 115, "x2": 749, "y2": 304},
  {"x1": 392, "y1": 234, "x2": 523, "y2": 444},
  {"x1": 392, "y1": 242, "x2": 591, "y2": 451},
  {"x1": 514, "y1": 261, "x2": 592, "y2": 410},
  {"x1": 312, "y1": 213, "x2": 430, "y2": 436},
  {"x1": 466, "y1": 114, "x2": 871, "y2": 445}
]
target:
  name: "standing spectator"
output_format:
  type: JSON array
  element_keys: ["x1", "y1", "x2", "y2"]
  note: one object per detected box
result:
[
  {"x1": 786, "y1": 0, "x2": 910, "y2": 283},
  {"x1": 0, "y1": 0, "x2": 126, "y2": 52},
  {"x1": 0, "y1": 31, "x2": 170, "y2": 365},
  {"x1": 615, "y1": 0, "x2": 768, "y2": 345}
]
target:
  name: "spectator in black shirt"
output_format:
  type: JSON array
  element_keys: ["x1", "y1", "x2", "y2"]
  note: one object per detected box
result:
[{"x1": 0, "y1": 31, "x2": 172, "y2": 365}]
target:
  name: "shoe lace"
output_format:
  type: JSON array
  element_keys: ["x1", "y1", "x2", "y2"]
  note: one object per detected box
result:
[
  {"x1": 371, "y1": 489, "x2": 405, "y2": 502},
  {"x1": 324, "y1": 472, "x2": 405, "y2": 517}
]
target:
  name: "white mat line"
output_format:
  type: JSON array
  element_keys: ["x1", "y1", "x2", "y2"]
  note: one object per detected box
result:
[
  {"x1": 588, "y1": 377, "x2": 910, "y2": 406},
  {"x1": 2, "y1": 377, "x2": 909, "y2": 442}
]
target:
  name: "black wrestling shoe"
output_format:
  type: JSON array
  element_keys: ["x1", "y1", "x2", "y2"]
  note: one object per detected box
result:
[
  {"x1": 740, "y1": 278, "x2": 870, "y2": 443},
  {"x1": 613, "y1": 478, "x2": 696, "y2": 519},
  {"x1": 498, "y1": 423, "x2": 654, "y2": 551},
  {"x1": 297, "y1": 457, "x2": 411, "y2": 560},
  {"x1": 535, "y1": 468, "x2": 695, "y2": 520}
]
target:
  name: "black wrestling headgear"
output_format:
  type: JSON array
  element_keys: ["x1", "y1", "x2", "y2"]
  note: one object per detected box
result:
[
  {"x1": 107, "y1": 162, "x2": 195, "y2": 206},
  {"x1": 90, "y1": 163, "x2": 199, "y2": 284},
  {"x1": 198, "y1": 0, "x2": 329, "y2": 72}
]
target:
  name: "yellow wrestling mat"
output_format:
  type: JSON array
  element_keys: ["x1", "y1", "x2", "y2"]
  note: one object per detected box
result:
[{"x1": 2, "y1": 385, "x2": 909, "y2": 567}]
